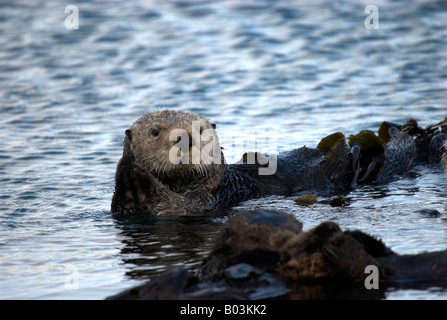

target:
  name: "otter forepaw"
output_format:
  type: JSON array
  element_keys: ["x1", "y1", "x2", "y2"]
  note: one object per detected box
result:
[{"x1": 131, "y1": 163, "x2": 158, "y2": 193}]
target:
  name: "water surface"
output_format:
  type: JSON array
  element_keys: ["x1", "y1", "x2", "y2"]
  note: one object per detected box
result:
[{"x1": 0, "y1": 0, "x2": 446, "y2": 299}]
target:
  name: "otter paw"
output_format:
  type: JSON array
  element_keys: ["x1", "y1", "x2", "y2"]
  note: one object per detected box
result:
[{"x1": 131, "y1": 163, "x2": 159, "y2": 192}]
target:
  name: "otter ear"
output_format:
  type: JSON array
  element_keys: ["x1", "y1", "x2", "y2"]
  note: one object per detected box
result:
[{"x1": 125, "y1": 129, "x2": 132, "y2": 141}]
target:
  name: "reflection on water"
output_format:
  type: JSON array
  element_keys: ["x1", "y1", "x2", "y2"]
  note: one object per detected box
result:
[
  {"x1": 0, "y1": 0, "x2": 446, "y2": 299},
  {"x1": 114, "y1": 216, "x2": 223, "y2": 280}
]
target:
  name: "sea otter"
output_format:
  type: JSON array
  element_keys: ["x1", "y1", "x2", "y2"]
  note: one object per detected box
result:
[
  {"x1": 111, "y1": 110, "x2": 357, "y2": 217},
  {"x1": 111, "y1": 110, "x2": 446, "y2": 217},
  {"x1": 108, "y1": 210, "x2": 447, "y2": 300}
]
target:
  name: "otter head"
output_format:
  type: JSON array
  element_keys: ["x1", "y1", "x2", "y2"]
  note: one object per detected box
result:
[{"x1": 124, "y1": 110, "x2": 222, "y2": 180}]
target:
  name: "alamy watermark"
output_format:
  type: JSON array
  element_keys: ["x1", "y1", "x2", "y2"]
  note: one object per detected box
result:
[
  {"x1": 168, "y1": 121, "x2": 278, "y2": 175},
  {"x1": 364, "y1": 5, "x2": 379, "y2": 29},
  {"x1": 65, "y1": 5, "x2": 79, "y2": 30},
  {"x1": 64, "y1": 4, "x2": 379, "y2": 30},
  {"x1": 364, "y1": 265, "x2": 379, "y2": 289},
  {"x1": 64, "y1": 265, "x2": 79, "y2": 290}
]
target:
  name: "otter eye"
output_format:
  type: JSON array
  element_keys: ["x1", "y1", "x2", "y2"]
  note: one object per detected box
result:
[{"x1": 151, "y1": 129, "x2": 159, "y2": 137}]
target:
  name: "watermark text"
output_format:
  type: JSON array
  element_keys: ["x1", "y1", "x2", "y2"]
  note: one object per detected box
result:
[
  {"x1": 65, "y1": 5, "x2": 79, "y2": 30},
  {"x1": 364, "y1": 5, "x2": 379, "y2": 29}
]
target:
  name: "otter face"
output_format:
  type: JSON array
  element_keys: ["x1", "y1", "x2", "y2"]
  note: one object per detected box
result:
[{"x1": 125, "y1": 110, "x2": 221, "y2": 178}]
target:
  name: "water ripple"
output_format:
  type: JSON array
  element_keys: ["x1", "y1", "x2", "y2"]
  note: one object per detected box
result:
[{"x1": 0, "y1": 0, "x2": 446, "y2": 300}]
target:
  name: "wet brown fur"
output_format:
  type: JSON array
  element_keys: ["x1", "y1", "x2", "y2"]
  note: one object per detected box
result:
[
  {"x1": 200, "y1": 211, "x2": 390, "y2": 283},
  {"x1": 111, "y1": 110, "x2": 226, "y2": 216}
]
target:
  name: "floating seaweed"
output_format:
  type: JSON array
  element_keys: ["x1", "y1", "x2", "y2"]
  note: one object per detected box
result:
[
  {"x1": 317, "y1": 132, "x2": 345, "y2": 150},
  {"x1": 294, "y1": 194, "x2": 318, "y2": 206}
]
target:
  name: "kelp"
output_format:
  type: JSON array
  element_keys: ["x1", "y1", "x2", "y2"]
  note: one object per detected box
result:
[
  {"x1": 317, "y1": 132, "x2": 345, "y2": 150},
  {"x1": 348, "y1": 130, "x2": 385, "y2": 156},
  {"x1": 378, "y1": 121, "x2": 400, "y2": 143},
  {"x1": 294, "y1": 194, "x2": 318, "y2": 206},
  {"x1": 314, "y1": 118, "x2": 447, "y2": 186}
]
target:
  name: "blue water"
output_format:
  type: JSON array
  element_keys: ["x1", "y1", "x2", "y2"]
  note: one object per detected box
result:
[{"x1": 1, "y1": 0, "x2": 446, "y2": 299}]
